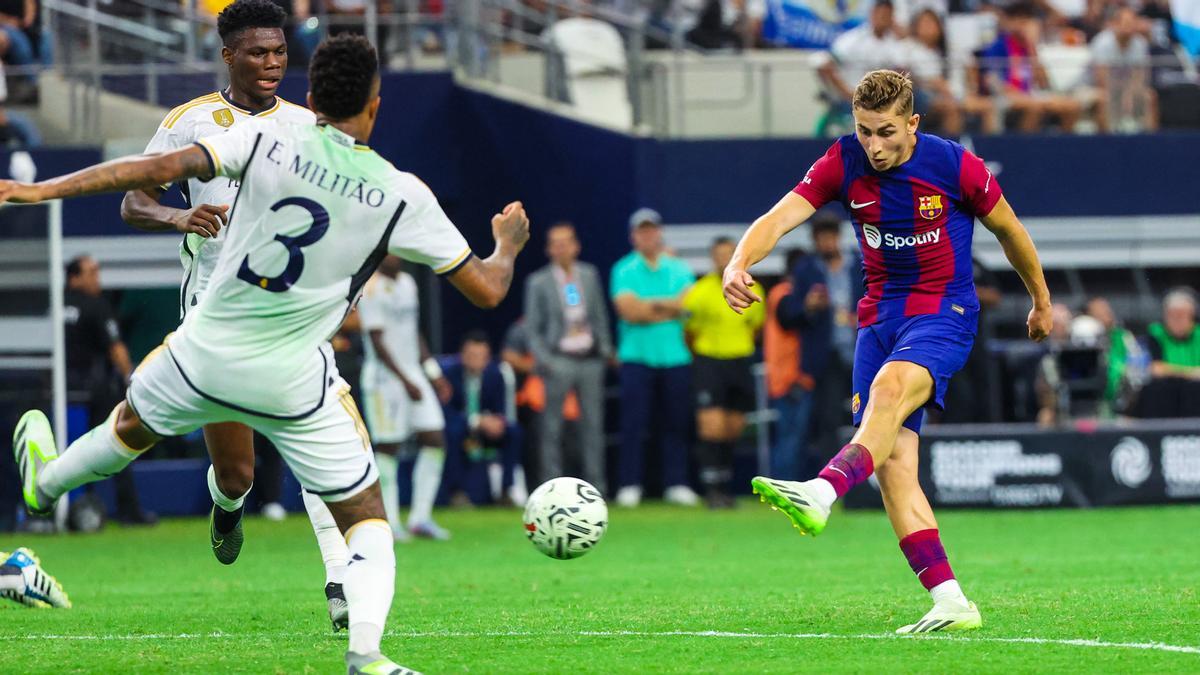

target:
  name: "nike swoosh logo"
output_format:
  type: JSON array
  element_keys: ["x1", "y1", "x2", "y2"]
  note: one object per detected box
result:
[{"x1": 850, "y1": 200, "x2": 875, "y2": 209}]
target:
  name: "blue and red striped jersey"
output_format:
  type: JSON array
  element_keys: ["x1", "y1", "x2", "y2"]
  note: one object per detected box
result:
[{"x1": 792, "y1": 132, "x2": 1002, "y2": 328}]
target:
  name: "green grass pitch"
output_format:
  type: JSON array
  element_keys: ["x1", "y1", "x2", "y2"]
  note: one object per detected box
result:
[{"x1": 2, "y1": 503, "x2": 1198, "y2": 673}]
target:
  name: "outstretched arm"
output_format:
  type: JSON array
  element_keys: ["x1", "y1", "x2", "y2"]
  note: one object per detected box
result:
[
  {"x1": 723, "y1": 191, "x2": 817, "y2": 313},
  {"x1": 980, "y1": 195, "x2": 1052, "y2": 341},
  {"x1": 0, "y1": 146, "x2": 214, "y2": 204},
  {"x1": 121, "y1": 187, "x2": 229, "y2": 239},
  {"x1": 446, "y1": 201, "x2": 530, "y2": 309}
]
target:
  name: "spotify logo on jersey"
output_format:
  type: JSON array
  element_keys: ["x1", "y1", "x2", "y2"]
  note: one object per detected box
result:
[{"x1": 863, "y1": 223, "x2": 882, "y2": 249}]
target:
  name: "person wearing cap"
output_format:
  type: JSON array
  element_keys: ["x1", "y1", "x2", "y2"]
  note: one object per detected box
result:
[
  {"x1": 609, "y1": 208, "x2": 700, "y2": 508},
  {"x1": 523, "y1": 222, "x2": 613, "y2": 493}
]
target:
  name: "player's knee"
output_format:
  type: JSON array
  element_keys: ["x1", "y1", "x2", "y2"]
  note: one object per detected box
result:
[{"x1": 214, "y1": 464, "x2": 254, "y2": 497}]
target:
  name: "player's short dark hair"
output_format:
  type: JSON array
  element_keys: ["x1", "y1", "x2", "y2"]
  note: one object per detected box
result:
[
  {"x1": 65, "y1": 255, "x2": 90, "y2": 279},
  {"x1": 217, "y1": 0, "x2": 286, "y2": 46},
  {"x1": 462, "y1": 330, "x2": 491, "y2": 348},
  {"x1": 711, "y1": 236, "x2": 734, "y2": 249},
  {"x1": 853, "y1": 69, "x2": 914, "y2": 117},
  {"x1": 308, "y1": 35, "x2": 379, "y2": 121},
  {"x1": 811, "y1": 214, "x2": 841, "y2": 237}
]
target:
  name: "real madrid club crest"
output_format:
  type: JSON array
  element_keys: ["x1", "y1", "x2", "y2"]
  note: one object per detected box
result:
[
  {"x1": 212, "y1": 108, "x2": 235, "y2": 128},
  {"x1": 918, "y1": 195, "x2": 944, "y2": 220}
]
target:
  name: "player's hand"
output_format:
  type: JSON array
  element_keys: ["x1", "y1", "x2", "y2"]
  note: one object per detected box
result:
[
  {"x1": 0, "y1": 180, "x2": 44, "y2": 204},
  {"x1": 173, "y1": 203, "x2": 229, "y2": 238},
  {"x1": 492, "y1": 201, "x2": 530, "y2": 253},
  {"x1": 402, "y1": 380, "x2": 423, "y2": 401},
  {"x1": 434, "y1": 377, "x2": 452, "y2": 404},
  {"x1": 722, "y1": 266, "x2": 761, "y2": 314},
  {"x1": 1027, "y1": 303, "x2": 1052, "y2": 342}
]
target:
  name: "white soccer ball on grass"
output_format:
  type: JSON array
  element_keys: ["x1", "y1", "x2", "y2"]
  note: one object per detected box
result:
[{"x1": 522, "y1": 477, "x2": 608, "y2": 560}]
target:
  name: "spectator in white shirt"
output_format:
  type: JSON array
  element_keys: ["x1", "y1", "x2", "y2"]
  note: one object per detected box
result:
[
  {"x1": 818, "y1": 0, "x2": 905, "y2": 108},
  {"x1": 1090, "y1": 5, "x2": 1157, "y2": 132}
]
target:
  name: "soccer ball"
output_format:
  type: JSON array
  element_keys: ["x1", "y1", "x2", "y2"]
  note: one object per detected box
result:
[{"x1": 522, "y1": 477, "x2": 608, "y2": 560}]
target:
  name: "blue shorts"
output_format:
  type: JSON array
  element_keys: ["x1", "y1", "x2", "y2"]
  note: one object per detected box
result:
[{"x1": 851, "y1": 312, "x2": 978, "y2": 434}]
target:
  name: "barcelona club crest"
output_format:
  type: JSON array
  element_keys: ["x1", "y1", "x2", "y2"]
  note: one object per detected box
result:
[
  {"x1": 918, "y1": 195, "x2": 944, "y2": 220},
  {"x1": 212, "y1": 108, "x2": 235, "y2": 128}
]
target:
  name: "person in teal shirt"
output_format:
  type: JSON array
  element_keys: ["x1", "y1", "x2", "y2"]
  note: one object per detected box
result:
[{"x1": 610, "y1": 208, "x2": 700, "y2": 508}]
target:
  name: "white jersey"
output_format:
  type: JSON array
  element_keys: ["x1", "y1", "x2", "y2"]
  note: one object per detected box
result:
[
  {"x1": 167, "y1": 121, "x2": 473, "y2": 419},
  {"x1": 144, "y1": 91, "x2": 315, "y2": 318},
  {"x1": 358, "y1": 271, "x2": 423, "y2": 386}
]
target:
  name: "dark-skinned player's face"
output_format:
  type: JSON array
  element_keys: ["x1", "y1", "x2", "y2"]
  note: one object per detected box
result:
[
  {"x1": 223, "y1": 27, "x2": 288, "y2": 101},
  {"x1": 852, "y1": 102, "x2": 919, "y2": 172}
]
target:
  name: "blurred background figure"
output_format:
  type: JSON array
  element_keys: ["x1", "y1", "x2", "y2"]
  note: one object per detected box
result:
[
  {"x1": 610, "y1": 208, "x2": 698, "y2": 508},
  {"x1": 764, "y1": 248, "x2": 811, "y2": 482},
  {"x1": 359, "y1": 256, "x2": 454, "y2": 541},
  {"x1": 440, "y1": 332, "x2": 525, "y2": 507},
  {"x1": 1134, "y1": 287, "x2": 1200, "y2": 419},
  {"x1": 523, "y1": 222, "x2": 612, "y2": 494},
  {"x1": 63, "y1": 255, "x2": 156, "y2": 528},
  {"x1": 683, "y1": 237, "x2": 763, "y2": 508},
  {"x1": 778, "y1": 216, "x2": 862, "y2": 470},
  {"x1": 1090, "y1": 5, "x2": 1158, "y2": 133}
]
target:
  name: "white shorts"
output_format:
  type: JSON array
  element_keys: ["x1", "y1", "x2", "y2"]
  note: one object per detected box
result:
[
  {"x1": 126, "y1": 343, "x2": 378, "y2": 502},
  {"x1": 361, "y1": 372, "x2": 445, "y2": 443}
]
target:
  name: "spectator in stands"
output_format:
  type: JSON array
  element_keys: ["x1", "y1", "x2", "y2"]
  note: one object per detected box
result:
[
  {"x1": 1135, "y1": 288, "x2": 1200, "y2": 418},
  {"x1": 777, "y1": 215, "x2": 862, "y2": 468},
  {"x1": 683, "y1": 0, "x2": 766, "y2": 50},
  {"x1": 523, "y1": 222, "x2": 612, "y2": 494},
  {"x1": 440, "y1": 331, "x2": 524, "y2": 506},
  {"x1": 764, "y1": 248, "x2": 811, "y2": 481},
  {"x1": 1080, "y1": 295, "x2": 1144, "y2": 417},
  {"x1": 905, "y1": 8, "x2": 999, "y2": 135},
  {"x1": 978, "y1": 1, "x2": 1084, "y2": 132},
  {"x1": 610, "y1": 208, "x2": 698, "y2": 508},
  {"x1": 682, "y1": 237, "x2": 764, "y2": 508},
  {"x1": 0, "y1": 55, "x2": 40, "y2": 147},
  {"x1": 1091, "y1": 5, "x2": 1158, "y2": 133},
  {"x1": 64, "y1": 256, "x2": 157, "y2": 526},
  {"x1": 817, "y1": 0, "x2": 905, "y2": 127},
  {"x1": 0, "y1": 0, "x2": 36, "y2": 69}
]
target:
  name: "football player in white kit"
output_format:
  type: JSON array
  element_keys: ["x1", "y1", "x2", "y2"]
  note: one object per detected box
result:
[
  {"x1": 358, "y1": 256, "x2": 453, "y2": 541},
  {"x1": 118, "y1": 0, "x2": 354, "y2": 629},
  {"x1": 6, "y1": 34, "x2": 530, "y2": 674}
]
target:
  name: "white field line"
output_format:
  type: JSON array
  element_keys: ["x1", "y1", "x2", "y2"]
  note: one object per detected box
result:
[{"x1": 1, "y1": 629, "x2": 1198, "y2": 656}]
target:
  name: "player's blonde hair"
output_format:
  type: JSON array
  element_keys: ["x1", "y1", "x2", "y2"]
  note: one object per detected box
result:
[{"x1": 853, "y1": 70, "x2": 914, "y2": 117}]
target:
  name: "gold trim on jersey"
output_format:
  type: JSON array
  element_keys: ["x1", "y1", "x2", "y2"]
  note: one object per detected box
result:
[
  {"x1": 338, "y1": 387, "x2": 371, "y2": 451},
  {"x1": 434, "y1": 248, "x2": 472, "y2": 275},
  {"x1": 162, "y1": 93, "x2": 222, "y2": 130},
  {"x1": 195, "y1": 138, "x2": 222, "y2": 177},
  {"x1": 220, "y1": 88, "x2": 283, "y2": 118}
]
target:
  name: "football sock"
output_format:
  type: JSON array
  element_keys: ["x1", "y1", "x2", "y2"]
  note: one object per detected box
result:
[
  {"x1": 207, "y1": 465, "x2": 249, "y2": 534},
  {"x1": 39, "y1": 408, "x2": 146, "y2": 502},
  {"x1": 816, "y1": 442, "x2": 875, "y2": 501},
  {"x1": 303, "y1": 489, "x2": 349, "y2": 586},
  {"x1": 374, "y1": 453, "x2": 402, "y2": 534},
  {"x1": 408, "y1": 447, "x2": 444, "y2": 526},
  {"x1": 487, "y1": 462, "x2": 503, "y2": 502},
  {"x1": 344, "y1": 519, "x2": 395, "y2": 655},
  {"x1": 899, "y1": 528, "x2": 967, "y2": 604}
]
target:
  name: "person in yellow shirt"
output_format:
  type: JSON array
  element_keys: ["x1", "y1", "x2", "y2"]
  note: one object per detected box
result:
[{"x1": 683, "y1": 237, "x2": 766, "y2": 508}]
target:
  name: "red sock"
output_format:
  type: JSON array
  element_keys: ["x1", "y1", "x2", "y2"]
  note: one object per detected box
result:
[
  {"x1": 899, "y1": 529, "x2": 956, "y2": 590},
  {"x1": 817, "y1": 443, "x2": 875, "y2": 498}
]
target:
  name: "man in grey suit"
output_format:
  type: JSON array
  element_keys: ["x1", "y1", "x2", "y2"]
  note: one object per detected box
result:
[{"x1": 523, "y1": 222, "x2": 613, "y2": 493}]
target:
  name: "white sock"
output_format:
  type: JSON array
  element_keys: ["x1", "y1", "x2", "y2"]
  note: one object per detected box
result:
[
  {"x1": 930, "y1": 579, "x2": 968, "y2": 606},
  {"x1": 807, "y1": 478, "x2": 838, "y2": 511},
  {"x1": 344, "y1": 519, "x2": 395, "y2": 655},
  {"x1": 408, "y1": 447, "x2": 443, "y2": 526},
  {"x1": 302, "y1": 489, "x2": 349, "y2": 586},
  {"x1": 207, "y1": 465, "x2": 250, "y2": 511},
  {"x1": 39, "y1": 410, "x2": 143, "y2": 500},
  {"x1": 508, "y1": 465, "x2": 528, "y2": 506},
  {"x1": 375, "y1": 453, "x2": 402, "y2": 534}
]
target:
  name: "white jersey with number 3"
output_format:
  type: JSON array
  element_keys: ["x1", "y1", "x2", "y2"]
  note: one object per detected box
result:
[
  {"x1": 144, "y1": 91, "x2": 315, "y2": 318},
  {"x1": 166, "y1": 121, "x2": 472, "y2": 419}
]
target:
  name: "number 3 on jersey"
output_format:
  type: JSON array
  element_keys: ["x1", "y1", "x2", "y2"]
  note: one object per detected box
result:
[{"x1": 238, "y1": 197, "x2": 330, "y2": 292}]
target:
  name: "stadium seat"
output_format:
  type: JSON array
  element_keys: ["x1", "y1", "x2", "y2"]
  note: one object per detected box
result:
[{"x1": 542, "y1": 17, "x2": 633, "y2": 128}]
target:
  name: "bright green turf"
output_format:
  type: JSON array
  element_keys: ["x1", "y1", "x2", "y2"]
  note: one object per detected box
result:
[{"x1": 2, "y1": 503, "x2": 1198, "y2": 673}]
